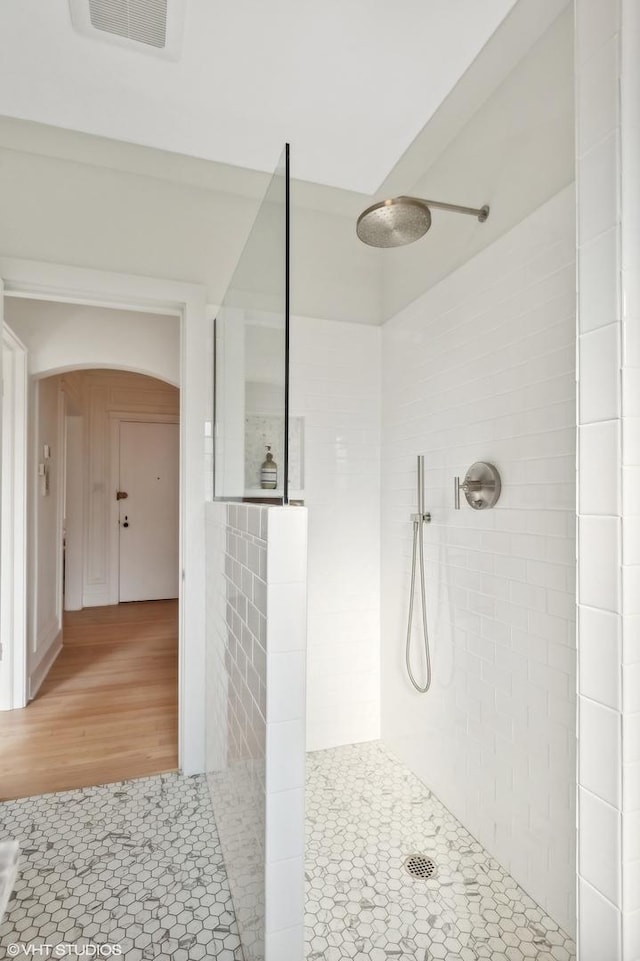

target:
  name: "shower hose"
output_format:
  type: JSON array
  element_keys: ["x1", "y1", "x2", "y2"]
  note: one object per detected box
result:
[{"x1": 405, "y1": 515, "x2": 432, "y2": 693}]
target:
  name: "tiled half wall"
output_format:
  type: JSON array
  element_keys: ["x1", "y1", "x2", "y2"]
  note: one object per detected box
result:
[{"x1": 205, "y1": 502, "x2": 307, "y2": 961}]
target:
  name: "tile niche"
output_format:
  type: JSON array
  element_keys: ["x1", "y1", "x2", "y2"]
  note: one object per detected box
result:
[{"x1": 244, "y1": 412, "x2": 304, "y2": 497}]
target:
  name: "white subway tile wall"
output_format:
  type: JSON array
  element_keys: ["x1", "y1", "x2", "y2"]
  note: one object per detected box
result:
[
  {"x1": 263, "y1": 507, "x2": 307, "y2": 961},
  {"x1": 205, "y1": 502, "x2": 307, "y2": 961},
  {"x1": 578, "y1": 878, "x2": 622, "y2": 961},
  {"x1": 380, "y1": 187, "x2": 577, "y2": 935},
  {"x1": 576, "y1": 0, "x2": 640, "y2": 956},
  {"x1": 205, "y1": 502, "x2": 268, "y2": 961},
  {"x1": 290, "y1": 316, "x2": 381, "y2": 751}
]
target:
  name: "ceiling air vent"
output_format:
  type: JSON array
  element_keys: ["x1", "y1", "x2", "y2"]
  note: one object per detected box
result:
[{"x1": 69, "y1": 0, "x2": 185, "y2": 59}]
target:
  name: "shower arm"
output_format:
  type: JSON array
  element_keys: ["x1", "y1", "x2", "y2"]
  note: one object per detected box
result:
[{"x1": 399, "y1": 196, "x2": 489, "y2": 223}]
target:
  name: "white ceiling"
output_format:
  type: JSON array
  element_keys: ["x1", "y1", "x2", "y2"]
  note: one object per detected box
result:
[{"x1": 0, "y1": 0, "x2": 518, "y2": 194}]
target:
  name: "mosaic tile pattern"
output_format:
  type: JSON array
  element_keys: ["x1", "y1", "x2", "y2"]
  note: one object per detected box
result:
[
  {"x1": 0, "y1": 774, "x2": 243, "y2": 961},
  {"x1": 207, "y1": 762, "x2": 265, "y2": 961},
  {"x1": 306, "y1": 742, "x2": 576, "y2": 961}
]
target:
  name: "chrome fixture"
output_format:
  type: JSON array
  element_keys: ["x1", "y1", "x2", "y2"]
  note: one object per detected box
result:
[
  {"x1": 412, "y1": 454, "x2": 431, "y2": 526},
  {"x1": 403, "y1": 853, "x2": 437, "y2": 880},
  {"x1": 356, "y1": 196, "x2": 490, "y2": 248},
  {"x1": 454, "y1": 462, "x2": 501, "y2": 510},
  {"x1": 406, "y1": 455, "x2": 432, "y2": 694}
]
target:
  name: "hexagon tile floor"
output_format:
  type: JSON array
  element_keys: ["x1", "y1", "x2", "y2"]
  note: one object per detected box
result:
[
  {"x1": 0, "y1": 745, "x2": 577, "y2": 961},
  {"x1": 0, "y1": 773, "x2": 243, "y2": 960},
  {"x1": 305, "y1": 742, "x2": 576, "y2": 961}
]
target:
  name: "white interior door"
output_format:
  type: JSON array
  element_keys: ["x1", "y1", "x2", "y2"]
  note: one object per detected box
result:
[{"x1": 118, "y1": 421, "x2": 179, "y2": 602}]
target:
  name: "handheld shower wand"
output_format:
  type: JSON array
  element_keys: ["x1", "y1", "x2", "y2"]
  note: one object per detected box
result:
[{"x1": 406, "y1": 455, "x2": 432, "y2": 693}]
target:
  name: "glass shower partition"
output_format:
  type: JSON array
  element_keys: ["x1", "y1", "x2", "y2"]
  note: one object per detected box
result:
[
  {"x1": 206, "y1": 144, "x2": 306, "y2": 961},
  {"x1": 213, "y1": 144, "x2": 290, "y2": 504}
]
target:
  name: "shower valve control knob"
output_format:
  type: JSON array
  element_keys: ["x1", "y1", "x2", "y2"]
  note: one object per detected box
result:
[
  {"x1": 454, "y1": 462, "x2": 502, "y2": 510},
  {"x1": 462, "y1": 480, "x2": 482, "y2": 493}
]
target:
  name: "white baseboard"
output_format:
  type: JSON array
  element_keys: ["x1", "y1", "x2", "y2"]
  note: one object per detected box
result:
[
  {"x1": 29, "y1": 629, "x2": 63, "y2": 700},
  {"x1": 82, "y1": 591, "x2": 114, "y2": 608}
]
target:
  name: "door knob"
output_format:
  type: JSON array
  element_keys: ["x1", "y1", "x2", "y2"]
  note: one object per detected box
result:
[{"x1": 116, "y1": 490, "x2": 128, "y2": 500}]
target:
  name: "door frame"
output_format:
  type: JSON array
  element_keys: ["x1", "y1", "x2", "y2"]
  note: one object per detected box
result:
[
  {"x1": 109, "y1": 412, "x2": 180, "y2": 604},
  {"x1": 27, "y1": 378, "x2": 66, "y2": 701},
  {"x1": 0, "y1": 319, "x2": 28, "y2": 711},
  {"x1": 0, "y1": 256, "x2": 210, "y2": 776}
]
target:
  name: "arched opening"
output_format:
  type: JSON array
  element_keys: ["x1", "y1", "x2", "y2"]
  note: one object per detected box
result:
[
  {"x1": 33, "y1": 363, "x2": 179, "y2": 389},
  {"x1": 5, "y1": 297, "x2": 181, "y2": 387}
]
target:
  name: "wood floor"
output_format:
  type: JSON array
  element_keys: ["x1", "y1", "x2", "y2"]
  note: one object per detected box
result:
[{"x1": 0, "y1": 600, "x2": 178, "y2": 801}]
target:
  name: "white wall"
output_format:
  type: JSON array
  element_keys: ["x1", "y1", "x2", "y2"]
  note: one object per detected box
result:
[
  {"x1": 380, "y1": 187, "x2": 576, "y2": 933},
  {"x1": 379, "y1": 5, "x2": 574, "y2": 321},
  {"x1": 575, "y1": 2, "x2": 640, "y2": 957},
  {"x1": 28, "y1": 375, "x2": 64, "y2": 694},
  {"x1": 290, "y1": 315, "x2": 381, "y2": 750},
  {"x1": 5, "y1": 300, "x2": 180, "y2": 384},
  {"x1": 0, "y1": 119, "x2": 380, "y2": 325},
  {"x1": 206, "y1": 502, "x2": 307, "y2": 961}
]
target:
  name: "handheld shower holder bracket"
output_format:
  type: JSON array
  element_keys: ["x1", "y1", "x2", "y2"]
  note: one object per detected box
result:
[{"x1": 411, "y1": 512, "x2": 431, "y2": 524}]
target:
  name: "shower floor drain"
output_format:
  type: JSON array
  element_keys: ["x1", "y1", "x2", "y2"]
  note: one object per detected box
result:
[{"x1": 403, "y1": 853, "x2": 437, "y2": 880}]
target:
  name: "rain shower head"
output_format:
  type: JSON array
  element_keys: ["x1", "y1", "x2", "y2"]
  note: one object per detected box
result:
[{"x1": 356, "y1": 195, "x2": 489, "y2": 248}]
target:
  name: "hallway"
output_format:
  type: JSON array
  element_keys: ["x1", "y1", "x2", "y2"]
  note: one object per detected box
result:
[{"x1": 0, "y1": 601, "x2": 178, "y2": 801}]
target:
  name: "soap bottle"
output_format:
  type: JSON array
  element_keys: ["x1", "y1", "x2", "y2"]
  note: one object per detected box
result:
[{"x1": 260, "y1": 446, "x2": 277, "y2": 490}]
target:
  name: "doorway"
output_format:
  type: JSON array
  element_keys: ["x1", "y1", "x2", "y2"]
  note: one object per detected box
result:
[
  {"x1": 0, "y1": 258, "x2": 209, "y2": 780},
  {"x1": 1, "y1": 292, "x2": 183, "y2": 798}
]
